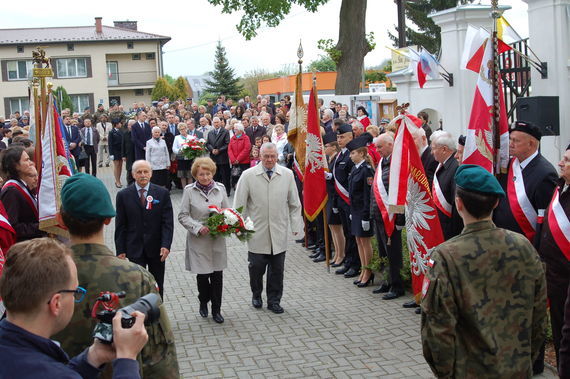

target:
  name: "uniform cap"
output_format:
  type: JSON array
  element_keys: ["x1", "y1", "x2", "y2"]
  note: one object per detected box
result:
[
  {"x1": 336, "y1": 124, "x2": 353, "y2": 135},
  {"x1": 380, "y1": 118, "x2": 391, "y2": 124},
  {"x1": 61, "y1": 173, "x2": 116, "y2": 220},
  {"x1": 346, "y1": 137, "x2": 368, "y2": 152},
  {"x1": 455, "y1": 164, "x2": 505, "y2": 197},
  {"x1": 322, "y1": 132, "x2": 337, "y2": 145},
  {"x1": 510, "y1": 120, "x2": 542, "y2": 141}
]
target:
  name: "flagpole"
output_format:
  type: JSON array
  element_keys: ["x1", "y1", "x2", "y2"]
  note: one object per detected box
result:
[{"x1": 491, "y1": 0, "x2": 502, "y2": 174}]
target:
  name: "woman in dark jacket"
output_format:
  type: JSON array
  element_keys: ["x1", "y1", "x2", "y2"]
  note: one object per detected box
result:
[
  {"x1": 0, "y1": 146, "x2": 45, "y2": 242},
  {"x1": 108, "y1": 120, "x2": 124, "y2": 188},
  {"x1": 121, "y1": 120, "x2": 136, "y2": 186}
]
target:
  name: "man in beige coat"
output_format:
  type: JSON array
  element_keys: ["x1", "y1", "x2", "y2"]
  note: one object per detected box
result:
[{"x1": 234, "y1": 142, "x2": 303, "y2": 314}]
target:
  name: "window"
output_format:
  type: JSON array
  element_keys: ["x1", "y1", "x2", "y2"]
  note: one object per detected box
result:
[
  {"x1": 56, "y1": 58, "x2": 87, "y2": 78},
  {"x1": 127, "y1": 42, "x2": 134, "y2": 49},
  {"x1": 147, "y1": 89, "x2": 153, "y2": 95},
  {"x1": 134, "y1": 89, "x2": 144, "y2": 96},
  {"x1": 16, "y1": 46, "x2": 24, "y2": 53},
  {"x1": 132, "y1": 54, "x2": 141, "y2": 61},
  {"x1": 67, "y1": 44, "x2": 74, "y2": 51},
  {"x1": 8, "y1": 97, "x2": 29, "y2": 115},
  {"x1": 145, "y1": 53, "x2": 155, "y2": 60},
  {"x1": 6, "y1": 60, "x2": 33, "y2": 80},
  {"x1": 107, "y1": 61, "x2": 119, "y2": 86},
  {"x1": 70, "y1": 94, "x2": 90, "y2": 113}
]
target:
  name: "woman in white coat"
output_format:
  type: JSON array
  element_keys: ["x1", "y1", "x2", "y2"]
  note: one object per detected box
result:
[{"x1": 178, "y1": 157, "x2": 229, "y2": 323}]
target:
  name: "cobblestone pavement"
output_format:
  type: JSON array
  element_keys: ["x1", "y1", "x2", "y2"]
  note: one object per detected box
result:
[{"x1": 96, "y1": 166, "x2": 556, "y2": 378}]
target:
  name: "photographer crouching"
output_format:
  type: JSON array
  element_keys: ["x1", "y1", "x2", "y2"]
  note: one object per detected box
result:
[{"x1": 0, "y1": 238, "x2": 148, "y2": 378}]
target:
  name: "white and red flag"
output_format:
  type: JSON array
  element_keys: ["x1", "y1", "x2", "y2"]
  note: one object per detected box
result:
[
  {"x1": 287, "y1": 72, "x2": 307, "y2": 182},
  {"x1": 388, "y1": 113, "x2": 444, "y2": 300},
  {"x1": 303, "y1": 83, "x2": 328, "y2": 221},
  {"x1": 462, "y1": 27, "x2": 510, "y2": 173},
  {"x1": 38, "y1": 93, "x2": 72, "y2": 237}
]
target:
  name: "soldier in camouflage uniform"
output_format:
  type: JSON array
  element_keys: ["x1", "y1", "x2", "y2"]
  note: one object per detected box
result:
[
  {"x1": 109, "y1": 102, "x2": 127, "y2": 127},
  {"x1": 421, "y1": 164, "x2": 547, "y2": 378},
  {"x1": 93, "y1": 103, "x2": 109, "y2": 126},
  {"x1": 53, "y1": 173, "x2": 180, "y2": 378}
]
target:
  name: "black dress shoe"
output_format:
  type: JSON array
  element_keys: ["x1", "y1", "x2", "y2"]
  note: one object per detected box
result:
[
  {"x1": 343, "y1": 268, "x2": 360, "y2": 278},
  {"x1": 295, "y1": 238, "x2": 304, "y2": 244},
  {"x1": 267, "y1": 304, "x2": 284, "y2": 314},
  {"x1": 212, "y1": 313, "x2": 224, "y2": 323},
  {"x1": 353, "y1": 279, "x2": 361, "y2": 285},
  {"x1": 372, "y1": 283, "x2": 390, "y2": 294},
  {"x1": 309, "y1": 251, "x2": 320, "y2": 259},
  {"x1": 331, "y1": 261, "x2": 344, "y2": 268},
  {"x1": 382, "y1": 291, "x2": 404, "y2": 300},
  {"x1": 313, "y1": 254, "x2": 326, "y2": 263},
  {"x1": 307, "y1": 244, "x2": 317, "y2": 250},
  {"x1": 252, "y1": 298, "x2": 262, "y2": 309},
  {"x1": 415, "y1": 307, "x2": 421, "y2": 314},
  {"x1": 199, "y1": 303, "x2": 208, "y2": 318},
  {"x1": 335, "y1": 266, "x2": 349, "y2": 275},
  {"x1": 402, "y1": 300, "x2": 419, "y2": 308}
]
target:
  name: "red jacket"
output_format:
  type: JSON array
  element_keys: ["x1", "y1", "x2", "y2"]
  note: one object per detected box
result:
[{"x1": 228, "y1": 135, "x2": 251, "y2": 164}]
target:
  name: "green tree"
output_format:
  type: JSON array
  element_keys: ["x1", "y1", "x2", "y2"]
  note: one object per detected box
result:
[
  {"x1": 307, "y1": 55, "x2": 336, "y2": 72},
  {"x1": 389, "y1": 0, "x2": 474, "y2": 53},
  {"x1": 364, "y1": 70, "x2": 387, "y2": 84},
  {"x1": 203, "y1": 41, "x2": 243, "y2": 100},
  {"x1": 163, "y1": 74, "x2": 176, "y2": 85},
  {"x1": 238, "y1": 68, "x2": 276, "y2": 98},
  {"x1": 207, "y1": 0, "x2": 373, "y2": 95},
  {"x1": 173, "y1": 76, "x2": 194, "y2": 100},
  {"x1": 151, "y1": 77, "x2": 173, "y2": 101},
  {"x1": 53, "y1": 86, "x2": 74, "y2": 113}
]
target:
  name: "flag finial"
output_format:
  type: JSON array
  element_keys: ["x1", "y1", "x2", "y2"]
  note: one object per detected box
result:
[
  {"x1": 491, "y1": 0, "x2": 501, "y2": 19},
  {"x1": 297, "y1": 40, "x2": 304, "y2": 64},
  {"x1": 396, "y1": 102, "x2": 410, "y2": 115}
]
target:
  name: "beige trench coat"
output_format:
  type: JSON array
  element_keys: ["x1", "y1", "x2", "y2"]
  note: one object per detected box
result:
[
  {"x1": 178, "y1": 182, "x2": 229, "y2": 274},
  {"x1": 233, "y1": 163, "x2": 303, "y2": 254}
]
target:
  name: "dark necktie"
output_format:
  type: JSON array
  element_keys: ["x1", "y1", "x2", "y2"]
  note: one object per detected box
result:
[
  {"x1": 139, "y1": 188, "x2": 146, "y2": 206},
  {"x1": 267, "y1": 170, "x2": 273, "y2": 179},
  {"x1": 86, "y1": 128, "x2": 92, "y2": 145},
  {"x1": 67, "y1": 126, "x2": 71, "y2": 137}
]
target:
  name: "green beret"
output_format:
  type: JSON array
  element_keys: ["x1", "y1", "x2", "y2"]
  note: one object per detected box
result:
[
  {"x1": 455, "y1": 164, "x2": 505, "y2": 197},
  {"x1": 61, "y1": 173, "x2": 116, "y2": 220}
]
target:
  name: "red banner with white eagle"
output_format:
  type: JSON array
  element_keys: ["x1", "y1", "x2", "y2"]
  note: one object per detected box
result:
[
  {"x1": 388, "y1": 113, "x2": 444, "y2": 300},
  {"x1": 303, "y1": 83, "x2": 327, "y2": 221}
]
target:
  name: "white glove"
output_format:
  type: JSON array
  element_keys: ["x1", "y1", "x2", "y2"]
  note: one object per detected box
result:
[
  {"x1": 396, "y1": 225, "x2": 404, "y2": 231},
  {"x1": 362, "y1": 220, "x2": 370, "y2": 231},
  {"x1": 109, "y1": 155, "x2": 114, "y2": 160},
  {"x1": 324, "y1": 172, "x2": 332, "y2": 180},
  {"x1": 349, "y1": 214, "x2": 352, "y2": 220},
  {"x1": 332, "y1": 208, "x2": 339, "y2": 214}
]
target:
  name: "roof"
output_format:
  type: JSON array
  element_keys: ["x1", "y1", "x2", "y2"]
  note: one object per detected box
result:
[{"x1": 0, "y1": 25, "x2": 170, "y2": 45}]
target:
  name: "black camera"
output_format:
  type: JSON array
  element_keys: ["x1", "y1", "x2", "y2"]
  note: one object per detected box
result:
[{"x1": 93, "y1": 292, "x2": 161, "y2": 344}]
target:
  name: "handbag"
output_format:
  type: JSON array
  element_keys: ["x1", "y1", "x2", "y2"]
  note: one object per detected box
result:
[
  {"x1": 77, "y1": 147, "x2": 88, "y2": 161},
  {"x1": 231, "y1": 166, "x2": 242, "y2": 178}
]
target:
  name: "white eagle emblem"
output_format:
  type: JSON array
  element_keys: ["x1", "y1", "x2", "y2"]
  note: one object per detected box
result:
[
  {"x1": 405, "y1": 178, "x2": 436, "y2": 276},
  {"x1": 305, "y1": 133, "x2": 326, "y2": 173},
  {"x1": 289, "y1": 105, "x2": 307, "y2": 134}
]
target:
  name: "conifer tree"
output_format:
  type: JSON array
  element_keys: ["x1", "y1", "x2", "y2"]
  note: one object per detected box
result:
[
  {"x1": 151, "y1": 77, "x2": 173, "y2": 100},
  {"x1": 173, "y1": 76, "x2": 194, "y2": 100},
  {"x1": 53, "y1": 86, "x2": 74, "y2": 112},
  {"x1": 203, "y1": 41, "x2": 243, "y2": 100}
]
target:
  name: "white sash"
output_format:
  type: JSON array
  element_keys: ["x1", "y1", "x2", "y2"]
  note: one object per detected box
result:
[{"x1": 432, "y1": 164, "x2": 452, "y2": 217}]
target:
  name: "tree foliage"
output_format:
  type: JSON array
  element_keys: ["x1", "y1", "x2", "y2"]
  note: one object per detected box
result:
[
  {"x1": 151, "y1": 77, "x2": 173, "y2": 101},
  {"x1": 173, "y1": 76, "x2": 194, "y2": 99},
  {"x1": 53, "y1": 86, "x2": 74, "y2": 113},
  {"x1": 238, "y1": 69, "x2": 276, "y2": 98},
  {"x1": 307, "y1": 55, "x2": 336, "y2": 72},
  {"x1": 364, "y1": 70, "x2": 387, "y2": 84},
  {"x1": 203, "y1": 41, "x2": 243, "y2": 100},
  {"x1": 389, "y1": 0, "x2": 474, "y2": 53},
  {"x1": 163, "y1": 74, "x2": 176, "y2": 85}
]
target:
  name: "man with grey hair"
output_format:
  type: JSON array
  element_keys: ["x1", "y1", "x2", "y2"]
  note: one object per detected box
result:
[
  {"x1": 207, "y1": 117, "x2": 231, "y2": 196},
  {"x1": 322, "y1": 109, "x2": 334, "y2": 133},
  {"x1": 246, "y1": 116, "x2": 266, "y2": 144},
  {"x1": 411, "y1": 126, "x2": 438, "y2": 187},
  {"x1": 430, "y1": 130, "x2": 463, "y2": 239},
  {"x1": 352, "y1": 120, "x2": 365, "y2": 138},
  {"x1": 233, "y1": 143, "x2": 303, "y2": 314}
]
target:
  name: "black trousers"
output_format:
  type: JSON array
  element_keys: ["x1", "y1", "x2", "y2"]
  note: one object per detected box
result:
[
  {"x1": 338, "y1": 201, "x2": 360, "y2": 270},
  {"x1": 129, "y1": 254, "x2": 165, "y2": 298},
  {"x1": 151, "y1": 169, "x2": 168, "y2": 187},
  {"x1": 83, "y1": 145, "x2": 97, "y2": 177},
  {"x1": 215, "y1": 163, "x2": 231, "y2": 196},
  {"x1": 196, "y1": 271, "x2": 223, "y2": 313},
  {"x1": 372, "y1": 213, "x2": 403, "y2": 293},
  {"x1": 248, "y1": 251, "x2": 285, "y2": 305},
  {"x1": 547, "y1": 262, "x2": 570, "y2": 366}
]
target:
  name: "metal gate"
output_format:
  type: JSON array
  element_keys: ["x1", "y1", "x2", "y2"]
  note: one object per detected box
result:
[{"x1": 499, "y1": 39, "x2": 532, "y2": 123}]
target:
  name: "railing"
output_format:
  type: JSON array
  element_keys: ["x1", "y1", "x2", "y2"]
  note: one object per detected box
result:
[
  {"x1": 107, "y1": 70, "x2": 157, "y2": 87},
  {"x1": 499, "y1": 38, "x2": 531, "y2": 123}
]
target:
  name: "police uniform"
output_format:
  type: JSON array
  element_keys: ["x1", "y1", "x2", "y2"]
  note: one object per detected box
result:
[
  {"x1": 324, "y1": 132, "x2": 341, "y2": 226},
  {"x1": 421, "y1": 165, "x2": 547, "y2": 378},
  {"x1": 347, "y1": 138, "x2": 374, "y2": 238},
  {"x1": 53, "y1": 174, "x2": 180, "y2": 379},
  {"x1": 333, "y1": 124, "x2": 360, "y2": 275}
]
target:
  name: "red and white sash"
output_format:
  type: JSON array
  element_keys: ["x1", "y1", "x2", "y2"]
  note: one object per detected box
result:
[
  {"x1": 507, "y1": 158, "x2": 537, "y2": 241},
  {"x1": 432, "y1": 164, "x2": 452, "y2": 217},
  {"x1": 3, "y1": 179, "x2": 38, "y2": 217},
  {"x1": 547, "y1": 187, "x2": 570, "y2": 259},
  {"x1": 332, "y1": 152, "x2": 350, "y2": 205},
  {"x1": 373, "y1": 158, "x2": 395, "y2": 237}
]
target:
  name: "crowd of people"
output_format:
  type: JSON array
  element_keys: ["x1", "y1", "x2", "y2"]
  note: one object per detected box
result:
[{"x1": 0, "y1": 91, "x2": 568, "y2": 378}]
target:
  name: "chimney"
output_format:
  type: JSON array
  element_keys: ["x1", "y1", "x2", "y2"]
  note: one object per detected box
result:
[
  {"x1": 113, "y1": 21, "x2": 138, "y2": 31},
  {"x1": 95, "y1": 17, "x2": 103, "y2": 34}
]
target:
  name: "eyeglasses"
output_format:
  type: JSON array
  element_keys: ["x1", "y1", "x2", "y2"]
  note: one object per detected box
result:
[{"x1": 48, "y1": 286, "x2": 87, "y2": 304}]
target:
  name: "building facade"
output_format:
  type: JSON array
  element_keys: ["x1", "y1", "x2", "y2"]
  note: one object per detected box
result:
[{"x1": 0, "y1": 17, "x2": 170, "y2": 116}]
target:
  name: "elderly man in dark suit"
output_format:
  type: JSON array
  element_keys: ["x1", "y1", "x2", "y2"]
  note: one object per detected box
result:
[
  {"x1": 79, "y1": 119, "x2": 100, "y2": 177},
  {"x1": 245, "y1": 116, "x2": 267, "y2": 145},
  {"x1": 412, "y1": 125, "x2": 438, "y2": 187},
  {"x1": 115, "y1": 160, "x2": 174, "y2": 297},
  {"x1": 131, "y1": 111, "x2": 152, "y2": 161},
  {"x1": 207, "y1": 117, "x2": 231, "y2": 197}
]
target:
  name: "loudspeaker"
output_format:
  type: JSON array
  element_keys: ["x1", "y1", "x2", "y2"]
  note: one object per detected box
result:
[{"x1": 515, "y1": 96, "x2": 559, "y2": 136}]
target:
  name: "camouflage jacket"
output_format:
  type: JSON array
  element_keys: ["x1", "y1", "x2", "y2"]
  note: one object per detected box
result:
[
  {"x1": 53, "y1": 243, "x2": 180, "y2": 379},
  {"x1": 421, "y1": 220, "x2": 546, "y2": 378},
  {"x1": 108, "y1": 110, "x2": 126, "y2": 125}
]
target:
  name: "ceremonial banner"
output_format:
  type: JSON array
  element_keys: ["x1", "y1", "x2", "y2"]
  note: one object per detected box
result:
[
  {"x1": 388, "y1": 113, "x2": 444, "y2": 300},
  {"x1": 287, "y1": 72, "x2": 307, "y2": 181},
  {"x1": 462, "y1": 34, "x2": 509, "y2": 173},
  {"x1": 303, "y1": 84, "x2": 327, "y2": 221},
  {"x1": 38, "y1": 94, "x2": 72, "y2": 237},
  {"x1": 0, "y1": 201, "x2": 16, "y2": 253}
]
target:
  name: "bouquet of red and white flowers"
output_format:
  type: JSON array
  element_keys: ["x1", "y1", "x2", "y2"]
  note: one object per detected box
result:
[
  {"x1": 206, "y1": 205, "x2": 255, "y2": 242},
  {"x1": 180, "y1": 135, "x2": 206, "y2": 160}
]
